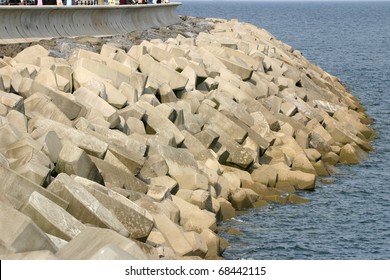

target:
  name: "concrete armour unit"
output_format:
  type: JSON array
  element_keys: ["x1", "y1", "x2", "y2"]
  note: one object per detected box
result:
[{"x1": 0, "y1": 4, "x2": 182, "y2": 44}]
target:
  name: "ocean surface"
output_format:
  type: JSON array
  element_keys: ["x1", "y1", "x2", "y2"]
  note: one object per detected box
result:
[{"x1": 178, "y1": 1, "x2": 390, "y2": 259}]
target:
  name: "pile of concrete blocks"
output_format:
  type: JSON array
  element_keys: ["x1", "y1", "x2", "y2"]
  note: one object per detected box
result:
[{"x1": 0, "y1": 18, "x2": 374, "y2": 260}]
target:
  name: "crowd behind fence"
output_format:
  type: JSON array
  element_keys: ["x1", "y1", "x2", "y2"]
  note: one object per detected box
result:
[{"x1": 0, "y1": 0, "x2": 169, "y2": 5}]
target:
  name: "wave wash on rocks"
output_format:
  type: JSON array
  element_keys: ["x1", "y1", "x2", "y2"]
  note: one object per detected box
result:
[{"x1": 0, "y1": 17, "x2": 375, "y2": 260}]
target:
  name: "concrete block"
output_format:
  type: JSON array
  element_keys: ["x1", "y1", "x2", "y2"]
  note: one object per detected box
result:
[
  {"x1": 157, "y1": 83, "x2": 177, "y2": 104},
  {"x1": 56, "y1": 227, "x2": 148, "y2": 260},
  {"x1": 283, "y1": 94, "x2": 324, "y2": 122},
  {"x1": 0, "y1": 123, "x2": 23, "y2": 149},
  {"x1": 242, "y1": 98, "x2": 280, "y2": 131},
  {"x1": 322, "y1": 151, "x2": 340, "y2": 166},
  {"x1": 0, "y1": 250, "x2": 57, "y2": 260},
  {"x1": 5, "y1": 137, "x2": 51, "y2": 170},
  {"x1": 204, "y1": 124, "x2": 254, "y2": 169},
  {"x1": 229, "y1": 188, "x2": 253, "y2": 210},
  {"x1": 333, "y1": 109, "x2": 375, "y2": 140},
  {"x1": 119, "y1": 82, "x2": 138, "y2": 105},
  {"x1": 157, "y1": 199, "x2": 180, "y2": 224},
  {"x1": 196, "y1": 47, "x2": 227, "y2": 75},
  {"x1": 73, "y1": 176, "x2": 154, "y2": 241},
  {"x1": 214, "y1": 91, "x2": 254, "y2": 127},
  {"x1": 147, "y1": 185, "x2": 171, "y2": 202},
  {"x1": 225, "y1": 113, "x2": 270, "y2": 153},
  {"x1": 148, "y1": 45, "x2": 172, "y2": 62},
  {"x1": 0, "y1": 91, "x2": 24, "y2": 113},
  {"x1": 217, "y1": 197, "x2": 236, "y2": 221},
  {"x1": 6, "y1": 110, "x2": 27, "y2": 134},
  {"x1": 74, "y1": 122, "x2": 146, "y2": 175},
  {"x1": 55, "y1": 141, "x2": 104, "y2": 184},
  {"x1": 139, "y1": 55, "x2": 189, "y2": 90},
  {"x1": 251, "y1": 165, "x2": 278, "y2": 188},
  {"x1": 157, "y1": 145, "x2": 209, "y2": 191},
  {"x1": 312, "y1": 160, "x2": 330, "y2": 176},
  {"x1": 18, "y1": 78, "x2": 84, "y2": 120},
  {"x1": 126, "y1": 117, "x2": 146, "y2": 135},
  {"x1": 21, "y1": 192, "x2": 86, "y2": 241},
  {"x1": 304, "y1": 148, "x2": 322, "y2": 162},
  {"x1": 47, "y1": 174, "x2": 129, "y2": 237},
  {"x1": 137, "y1": 101, "x2": 185, "y2": 145},
  {"x1": 339, "y1": 143, "x2": 365, "y2": 164},
  {"x1": 291, "y1": 153, "x2": 316, "y2": 174},
  {"x1": 167, "y1": 101, "x2": 203, "y2": 134},
  {"x1": 281, "y1": 101, "x2": 298, "y2": 117},
  {"x1": 189, "y1": 189, "x2": 213, "y2": 211},
  {"x1": 216, "y1": 55, "x2": 253, "y2": 81},
  {"x1": 139, "y1": 154, "x2": 169, "y2": 179},
  {"x1": 113, "y1": 51, "x2": 139, "y2": 72},
  {"x1": 0, "y1": 164, "x2": 68, "y2": 211},
  {"x1": 14, "y1": 45, "x2": 50, "y2": 66},
  {"x1": 73, "y1": 87, "x2": 120, "y2": 128},
  {"x1": 34, "y1": 68, "x2": 58, "y2": 90},
  {"x1": 193, "y1": 128, "x2": 220, "y2": 149},
  {"x1": 0, "y1": 102, "x2": 7, "y2": 115},
  {"x1": 184, "y1": 231, "x2": 208, "y2": 258},
  {"x1": 24, "y1": 93, "x2": 72, "y2": 126},
  {"x1": 149, "y1": 176, "x2": 178, "y2": 193},
  {"x1": 324, "y1": 116, "x2": 372, "y2": 151},
  {"x1": 276, "y1": 169, "x2": 316, "y2": 191},
  {"x1": 200, "y1": 228, "x2": 221, "y2": 259},
  {"x1": 90, "y1": 156, "x2": 148, "y2": 193},
  {"x1": 14, "y1": 162, "x2": 50, "y2": 187},
  {"x1": 102, "y1": 149, "x2": 129, "y2": 172},
  {"x1": 152, "y1": 213, "x2": 193, "y2": 257},
  {"x1": 30, "y1": 118, "x2": 108, "y2": 159},
  {"x1": 51, "y1": 63, "x2": 73, "y2": 91},
  {"x1": 72, "y1": 67, "x2": 128, "y2": 109},
  {"x1": 73, "y1": 57, "x2": 131, "y2": 88},
  {"x1": 172, "y1": 195, "x2": 216, "y2": 233},
  {"x1": 198, "y1": 103, "x2": 247, "y2": 144},
  {"x1": 0, "y1": 201, "x2": 57, "y2": 254}
]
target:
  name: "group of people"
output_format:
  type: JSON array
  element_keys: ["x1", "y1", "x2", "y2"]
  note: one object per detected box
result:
[
  {"x1": 132, "y1": 0, "x2": 170, "y2": 3},
  {"x1": 0, "y1": 0, "x2": 169, "y2": 5}
]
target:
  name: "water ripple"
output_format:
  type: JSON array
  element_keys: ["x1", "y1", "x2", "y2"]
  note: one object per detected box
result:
[{"x1": 180, "y1": 1, "x2": 390, "y2": 259}]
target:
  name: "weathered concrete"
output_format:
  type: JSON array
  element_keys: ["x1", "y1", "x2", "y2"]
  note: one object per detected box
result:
[
  {"x1": 55, "y1": 227, "x2": 148, "y2": 260},
  {"x1": 0, "y1": 5, "x2": 182, "y2": 44},
  {"x1": 30, "y1": 118, "x2": 108, "y2": 159},
  {"x1": 172, "y1": 195, "x2": 217, "y2": 233},
  {"x1": 73, "y1": 176, "x2": 154, "y2": 241},
  {"x1": 0, "y1": 15, "x2": 375, "y2": 260},
  {"x1": 47, "y1": 174, "x2": 129, "y2": 237},
  {"x1": 90, "y1": 156, "x2": 148, "y2": 193},
  {"x1": 24, "y1": 93, "x2": 72, "y2": 127},
  {"x1": 55, "y1": 141, "x2": 104, "y2": 184},
  {"x1": 138, "y1": 101, "x2": 185, "y2": 145},
  {"x1": 156, "y1": 145, "x2": 209, "y2": 191},
  {"x1": 0, "y1": 201, "x2": 58, "y2": 254},
  {"x1": 21, "y1": 192, "x2": 86, "y2": 242},
  {"x1": 0, "y1": 164, "x2": 68, "y2": 211}
]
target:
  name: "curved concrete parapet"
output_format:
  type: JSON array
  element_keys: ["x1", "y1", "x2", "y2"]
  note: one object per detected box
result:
[{"x1": 0, "y1": 3, "x2": 182, "y2": 44}]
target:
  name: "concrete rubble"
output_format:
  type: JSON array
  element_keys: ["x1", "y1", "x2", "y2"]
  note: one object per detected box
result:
[{"x1": 0, "y1": 16, "x2": 375, "y2": 260}]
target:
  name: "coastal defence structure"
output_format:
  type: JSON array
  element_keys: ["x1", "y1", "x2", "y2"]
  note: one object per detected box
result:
[
  {"x1": 0, "y1": 4, "x2": 181, "y2": 44},
  {"x1": 0, "y1": 16, "x2": 375, "y2": 260}
]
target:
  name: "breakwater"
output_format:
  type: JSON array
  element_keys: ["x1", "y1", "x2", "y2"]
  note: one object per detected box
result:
[
  {"x1": 0, "y1": 16, "x2": 374, "y2": 259},
  {"x1": 0, "y1": 4, "x2": 181, "y2": 44}
]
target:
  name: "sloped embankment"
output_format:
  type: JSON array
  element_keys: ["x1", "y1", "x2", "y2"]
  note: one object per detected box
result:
[{"x1": 0, "y1": 17, "x2": 374, "y2": 260}]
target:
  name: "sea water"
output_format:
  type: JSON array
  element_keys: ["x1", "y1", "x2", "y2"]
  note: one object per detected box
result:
[{"x1": 178, "y1": 1, "x2": 390, "y2": 259}]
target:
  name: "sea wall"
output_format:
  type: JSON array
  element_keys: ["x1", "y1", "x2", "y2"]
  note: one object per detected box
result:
[
  {"x1": 0, "y1": 4, "x2": 181, "y2": 44},
  {"x1": 0, "y1": 17, "x2": 375, "y2": 260}
]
